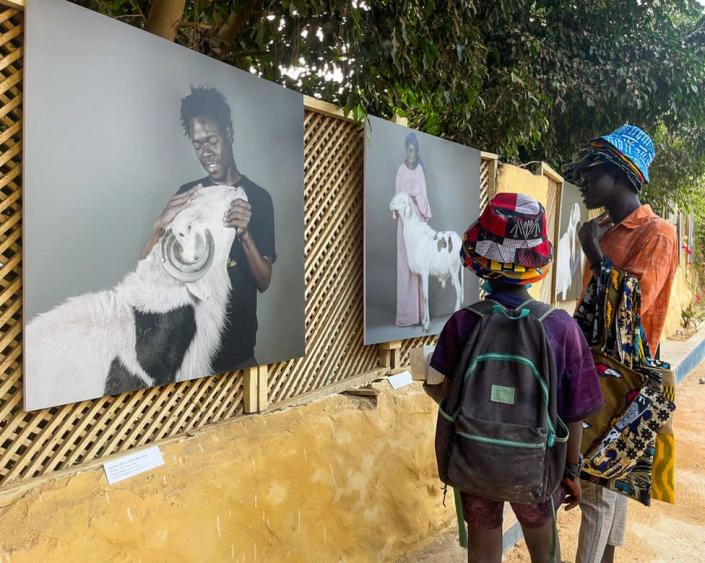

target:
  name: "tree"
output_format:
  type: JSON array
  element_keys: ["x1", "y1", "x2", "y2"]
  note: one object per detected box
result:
[
  {"x1": 72, "y1": 0, "x2": 705, "y2": 236},
  {"x1": 72, "y1": 1, "x2": 705, "y2": 152},
  {"x1": 145, "y1": 0, "x2": 186, "y2": 41}
]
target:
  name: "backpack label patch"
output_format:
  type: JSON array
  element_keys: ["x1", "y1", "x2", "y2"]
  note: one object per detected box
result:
[{"x1": 490, "y1": 385, "x2": 516, "y2": 405}]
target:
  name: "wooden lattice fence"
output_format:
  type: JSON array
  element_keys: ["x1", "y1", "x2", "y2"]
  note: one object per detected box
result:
[{"x1": 0, "y1": 6, "x2": 497, "y2": 488}]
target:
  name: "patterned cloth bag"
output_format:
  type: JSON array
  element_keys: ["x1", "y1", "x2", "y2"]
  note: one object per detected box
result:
[
  {"x1": 584, "y1": 382, "x2": 673, "y2": 479},
  {"x1": 582, "y1": 363, "x2": 668, "y2": 507},
  {"x1": 574, "y1": 259, "x2": 676, "y2": 506},
  {"x1": 644, "y1": 341, "x2": 678, "y2": 504},
  {"x1": 581, "y1": 444, "x2": 656, "y2": 506},
  {"x1": 575, "y1": 261, "x2": 646, "y2": 454}
]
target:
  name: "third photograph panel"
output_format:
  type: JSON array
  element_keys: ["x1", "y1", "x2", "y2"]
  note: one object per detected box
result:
[{"x1": 555, "y1": 181, "x2": 588, "y2": 302}]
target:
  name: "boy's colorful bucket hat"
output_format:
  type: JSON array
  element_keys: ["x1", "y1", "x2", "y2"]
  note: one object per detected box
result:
[{"x1": 461, "y1": 193, "x2": 553, "y2": 286}]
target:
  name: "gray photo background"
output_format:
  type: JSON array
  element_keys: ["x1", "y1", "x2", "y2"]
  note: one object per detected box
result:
[
  {"x1": 364, "y1": 116, "x2": 480, "y2": 345},
  {"x1": 24, "y1": 0, "x2": 304, "y2": 366},
  {"x1": 555, "y1": 182, "x2": 588, "y2": 302}
]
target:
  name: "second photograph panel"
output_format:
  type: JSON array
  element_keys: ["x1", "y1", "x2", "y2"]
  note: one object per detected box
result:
[{"x1": 364, "y1": 116, "x2": 481, "y2": 345}]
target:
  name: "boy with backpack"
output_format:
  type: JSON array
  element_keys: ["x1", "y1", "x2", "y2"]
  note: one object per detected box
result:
[{"x1": 424, "y1": 193, "x2": 603, "y2": 562}]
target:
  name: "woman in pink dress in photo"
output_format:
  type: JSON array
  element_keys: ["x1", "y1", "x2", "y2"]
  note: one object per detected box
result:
[{"x1": 394, "y1": 133, "x2": 432, "y2": 326}]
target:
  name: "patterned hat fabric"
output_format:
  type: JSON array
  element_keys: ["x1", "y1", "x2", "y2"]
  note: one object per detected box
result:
[
  {"x1": 466, "y1": 254, "x2": 551, "y2": 286},
  {"x1": 563, "y1": 124, "x2": 655, "y2": 193},
  {"x1": 461, "y1": 193, "x2": 553, "y2": 286},
  {"x1": 600, "y1": 124, "x2": 654, "y2": 183}
]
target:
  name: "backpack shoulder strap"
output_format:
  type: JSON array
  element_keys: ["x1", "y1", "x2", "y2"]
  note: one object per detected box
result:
[
  {"x1": 465, "y1": 299, "x2": 498, "y2": 317},
  {"x1": 520, "y1": 299, "x2": 555, "y2": 323},
  {"x1": 467, "y1": 298, "x2": 555, "y2": 322}
]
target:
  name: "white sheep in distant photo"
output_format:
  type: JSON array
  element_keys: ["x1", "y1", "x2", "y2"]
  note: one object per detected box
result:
[
  {"x1": 556, "y1": 202, "x2": 583, "y2": 301},
  {"x1": 24, "y1": 185, "x2": 246, "y2": 411},
  {"x1": 390, "y1": 191, "x2": 464, "y2": 331}
]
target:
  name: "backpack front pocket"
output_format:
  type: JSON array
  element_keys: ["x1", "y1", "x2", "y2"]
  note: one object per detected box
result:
[{"x1": 447, "y1": 416, "x2": 548, "y2": 503}]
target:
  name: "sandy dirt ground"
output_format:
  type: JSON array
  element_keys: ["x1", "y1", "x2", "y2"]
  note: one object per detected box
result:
[{"x1": 399, "y1": 364, "x2": 705, "y2": 563}]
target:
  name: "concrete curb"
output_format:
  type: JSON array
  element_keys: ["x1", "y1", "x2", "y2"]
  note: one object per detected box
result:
[
  {"x1": 502, "y1": 522, "x2": 523, "y2": 552},
  {"x1": 673, "y1": 334, "x2": 705, "y2": 382},
  {"x1": 661, "y1": 325, "x2": 705, "y2": 383}
]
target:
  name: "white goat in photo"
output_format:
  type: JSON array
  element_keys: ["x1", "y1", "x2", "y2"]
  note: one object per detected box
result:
[
  {"x1": 24, "y1": 186, "x2": 246, "y2": 411},
  {"x1": 390, "y1": 191, "x2": 463, "y2": 331},
  {"x1": 556, "y1": 202, "x2": 583, "y2": 301}
]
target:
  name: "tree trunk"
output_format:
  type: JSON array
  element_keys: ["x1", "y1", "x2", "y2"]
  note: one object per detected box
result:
[
  {"x1": 145, "y1": 0, "x2": 186, "y2": 42},
  {"x1": 217, "y1": 0, "x2": 261, "y2": 43}
]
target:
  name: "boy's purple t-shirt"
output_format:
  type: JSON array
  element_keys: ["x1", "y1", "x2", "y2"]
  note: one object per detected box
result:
[{"x1": 430, "y1": 293, "x2": 604, "y2": 422}]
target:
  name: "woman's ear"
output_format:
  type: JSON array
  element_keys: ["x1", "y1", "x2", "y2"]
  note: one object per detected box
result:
[{"x1": 226, "y1": 126, "x2": 234, "y2": 143}]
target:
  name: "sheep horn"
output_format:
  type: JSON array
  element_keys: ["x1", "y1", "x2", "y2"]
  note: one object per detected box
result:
[{"x1": 159, "y1": 229, "x2": 215, "y2": 283}]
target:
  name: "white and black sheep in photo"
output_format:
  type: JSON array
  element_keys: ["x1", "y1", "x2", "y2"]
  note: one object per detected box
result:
[
  {"x1": 24, "y1": 185, "x2": 246, "y2": 411},
  {"x1": 389, "y1": 191, "x2": 464, "y2": 331}
]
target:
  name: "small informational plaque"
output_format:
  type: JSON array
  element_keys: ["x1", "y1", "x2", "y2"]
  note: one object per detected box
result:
[
  {"x1": 103, "y1": 446, "x2": 164, "y2": 485},
  {"x1": 388, "y1": 371, "x2": 414, "y2": 390}
]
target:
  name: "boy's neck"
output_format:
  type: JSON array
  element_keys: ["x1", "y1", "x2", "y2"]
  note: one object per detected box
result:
[{"x1": 489, "y1": 283, "x2": 532, "y2": 301}]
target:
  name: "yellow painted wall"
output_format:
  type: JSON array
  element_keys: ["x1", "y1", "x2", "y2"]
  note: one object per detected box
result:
[
  {"x1": 663, "y1": 264, "x2": 694, "y2": 339},
  {"x1": 555, "y1": 266, "x2": 693, "y2": 341},
  {"x1": 495, "y1": 163, "x2": 550, "y2": 300},
  {"x1": 0, "y1": 384, "x2": 452, "y2": 563}
]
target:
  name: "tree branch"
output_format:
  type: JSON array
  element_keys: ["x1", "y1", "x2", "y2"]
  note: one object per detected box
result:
[
  {"x1": 145, "y1": 0, "x2": 187, "y2": 41},
  {"x1": 217, "y1": 0, "x2": 262, "y2": 44}
]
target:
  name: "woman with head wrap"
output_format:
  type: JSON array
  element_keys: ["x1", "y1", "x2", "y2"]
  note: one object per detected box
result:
[{"x1": 394, "y1": 132, "x2": 432, "y2": 327}]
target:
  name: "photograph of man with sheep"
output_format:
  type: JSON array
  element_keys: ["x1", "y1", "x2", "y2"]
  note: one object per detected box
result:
[
  {"x1": 364, "y1": 116, "x2": 481, "y2": 345},
  {"x1": 22, "y1": 0, "x2": 304, "y2": 411}
]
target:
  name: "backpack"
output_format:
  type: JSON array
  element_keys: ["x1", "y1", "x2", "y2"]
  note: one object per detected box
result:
[{"x1": 435, "y1": 298, "x2": 569, "y2": 504}]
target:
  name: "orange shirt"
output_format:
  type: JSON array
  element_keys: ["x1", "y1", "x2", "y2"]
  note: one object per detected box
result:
[{"x1": 582, "y1": 205, "x2": 678, "y2": 353}]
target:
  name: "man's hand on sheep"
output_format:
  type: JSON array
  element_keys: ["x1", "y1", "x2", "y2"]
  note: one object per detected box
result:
[
  {"x1": 223, "y1": 198, "x2": 252, "y2": 236},
  {"x1": 141, "y1": 185, "x2": 203, "y2": 259},
  {"x1": 155, "y1": 184, "x2": 202, "y2": 231}
]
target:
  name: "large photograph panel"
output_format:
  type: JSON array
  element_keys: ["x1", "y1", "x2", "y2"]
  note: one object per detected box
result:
[
  {"x1": 364, "y1": 116, "x2": 481, "y2": 345},
  {"x1": 24, "y1": 0, "x2": 305, "y2": 410},
  {"x1": 555, "y1": 182, "x2": 588, "y2": 302}
]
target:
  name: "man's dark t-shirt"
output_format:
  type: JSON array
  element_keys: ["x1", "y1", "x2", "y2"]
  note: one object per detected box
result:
[{"x1": 177, "y1": 175, "x2": 276, "y2": 372}]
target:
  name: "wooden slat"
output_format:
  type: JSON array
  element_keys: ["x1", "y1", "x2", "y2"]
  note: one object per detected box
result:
[{"x1": 0, "y1": 3, "x2": 24, "y2": 12}]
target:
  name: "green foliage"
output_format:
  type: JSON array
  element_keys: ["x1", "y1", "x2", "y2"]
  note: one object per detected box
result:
[
  {"x1": 682, "y1": 293, "x2": 705, "y2": 329},
  {"x1": 71, "y1": 0, "x2": 705, "y2": 247}
]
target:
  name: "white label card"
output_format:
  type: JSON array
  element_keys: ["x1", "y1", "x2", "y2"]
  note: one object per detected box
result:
[
  {"x1": 388, "y1": 371, "x2": 414, "y2": 390},
  {"x1": 103, "y1": 446, "x2": 164, "y2": 485}
]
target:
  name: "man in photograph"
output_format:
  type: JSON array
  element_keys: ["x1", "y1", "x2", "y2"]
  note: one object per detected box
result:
[{"x1": 142, "y1": 86, "x2": 276, "y2": 372}]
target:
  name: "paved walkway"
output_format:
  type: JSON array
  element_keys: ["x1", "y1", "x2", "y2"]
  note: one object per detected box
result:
[
  {"x1": 398, "y1": 362, "x2": 705, "y2": 562},
  {"x1": 661, "y1": 324, "x2": 705, "y2": 382}
]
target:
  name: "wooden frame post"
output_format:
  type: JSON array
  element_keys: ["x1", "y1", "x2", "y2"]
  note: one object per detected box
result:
[
  {"x1": 539, "y1": 162, "x2": 565, "y2": 307},
  {"x1": 392, "y1": 114, "x2": 409, "y2": 127},
  {"x1": 481, "y1": 151, "x2": 499, "y2": 203},
  {"x1": 378, "y1": 340, "x2": 402, "y2": 370},
  {"x1": 243, "y1": 365, "x2": 269, "y2": 413}
]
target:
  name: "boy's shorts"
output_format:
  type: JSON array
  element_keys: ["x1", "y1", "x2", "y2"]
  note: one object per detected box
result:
[{"x1": 460, "y1": 486, "x2": 566, "y2": 529}]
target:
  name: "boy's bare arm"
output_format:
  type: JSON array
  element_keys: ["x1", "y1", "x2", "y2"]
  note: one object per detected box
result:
[
  {"x1": 423, "y1": 377, "x2": 451, "y2": 404},
  {"x1": 566, "y1": 420, "x2": 583, "y2": 465},
  {"x1": 563, "y1": 420, "x2": 584, "y2": 510}
]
